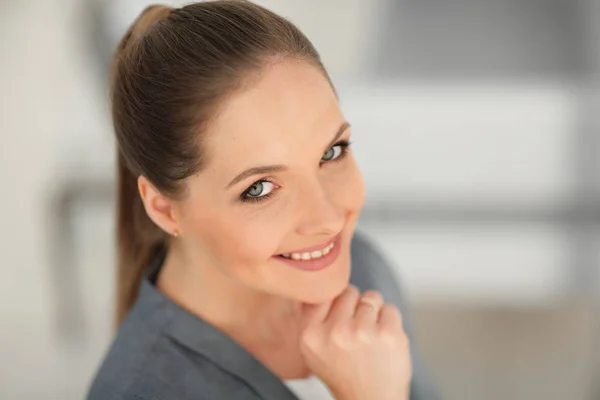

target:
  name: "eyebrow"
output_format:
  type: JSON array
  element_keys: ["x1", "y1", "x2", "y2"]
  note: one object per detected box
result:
[
  {"x1": 225, "y1": 121, "x2": 351, "y2": 190},
  {"x1": 325, "y1": 121, "x2": 350, "y2": 152}
]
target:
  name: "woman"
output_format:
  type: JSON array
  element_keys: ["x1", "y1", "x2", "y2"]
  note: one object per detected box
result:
[{"x1": 88, "y1": 2, "x2": 438, "y2": 399}]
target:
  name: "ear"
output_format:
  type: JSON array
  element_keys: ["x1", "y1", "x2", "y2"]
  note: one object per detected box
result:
[{"x1": 138, "y1": 175, "x2": 181, "y2": 236}]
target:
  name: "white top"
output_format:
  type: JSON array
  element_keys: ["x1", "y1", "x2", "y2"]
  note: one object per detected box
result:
[{"x1": 284, "y1": 375, "x2": 334, "y2": 400}]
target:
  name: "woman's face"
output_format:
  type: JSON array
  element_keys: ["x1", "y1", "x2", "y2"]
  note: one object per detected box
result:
[{"x1": 176, "y1": 60, "x2": 365, "y2": 303}]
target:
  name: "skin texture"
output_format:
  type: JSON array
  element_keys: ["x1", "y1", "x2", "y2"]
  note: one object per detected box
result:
[
  {"x1": 138, "y1": 59, "x2": 365, "y2": 376},
  {"x1": 137, "y1": 60, "x2": 411, "y2": 399}
]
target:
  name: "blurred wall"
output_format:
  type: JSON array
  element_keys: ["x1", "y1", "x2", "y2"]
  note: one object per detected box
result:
[
  {"x1": 0, "y1": 1, "x2": 599, "y2": 399},
  {"x1": 0, "y1": 0, "x2": 113, "y2": 397}
]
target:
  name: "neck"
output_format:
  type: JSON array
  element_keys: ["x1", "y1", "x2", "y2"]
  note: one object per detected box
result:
[{"x1": 156, "y1": 243, "x2": 301, "y2": 343}]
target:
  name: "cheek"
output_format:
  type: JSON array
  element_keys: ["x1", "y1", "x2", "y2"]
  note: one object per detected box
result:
[
  {"x1": 228, "y1": 217, "x2": 286, "y2": 261},
  {"x1": 214, "y1": 213, "x2": 295, "y2": 286},
  {"x1": 182, "y1": 201, "x2": 289, "y2": 272}
]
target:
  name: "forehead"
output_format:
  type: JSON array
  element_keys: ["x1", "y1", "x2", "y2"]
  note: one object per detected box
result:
[{"x1": 202, "y1": 60, "x2": 342, "y2": 171}]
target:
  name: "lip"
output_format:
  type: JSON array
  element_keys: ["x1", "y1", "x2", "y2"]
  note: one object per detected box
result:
[
  {"x1": 281, "y1": 233, "x2": 341, "y2": 254},
  {"x1": 274, "y1": 232, "x2": 342, "y2": 272}
]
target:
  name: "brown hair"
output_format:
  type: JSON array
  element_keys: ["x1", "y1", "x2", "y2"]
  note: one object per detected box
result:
[{"x1": 111, "y1": 1, "x2": 329, "y2": 323}]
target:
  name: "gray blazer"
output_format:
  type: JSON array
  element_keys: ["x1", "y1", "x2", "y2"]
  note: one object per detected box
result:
[{"x1": 87, "y1": 232, "x2": 440, "y2": 400}]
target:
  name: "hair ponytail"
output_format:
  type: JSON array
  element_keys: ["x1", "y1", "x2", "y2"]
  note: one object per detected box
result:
[
  {"x1": 112, "y1": 5, "x2": 173, "y2": 324},
  {"x1": 110, "y1": 1, "x2": 327, "y2": 324},
  {"x1": 110, "y1": 5, "x2": 173, "y2": 89},
  {"x1": 115, "y1": 150, "x2": 165, "y2": 324},
  {"x1": 127, "y1": 5, "x2": 173, "y2": 43}
]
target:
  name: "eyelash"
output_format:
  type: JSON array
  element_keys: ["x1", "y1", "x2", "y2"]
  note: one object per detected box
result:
[
  {"x1": 239, "y1": 140, "x2": 352, "y2": 204},
  {"x1": 321, "y1": 140, "x2": 351, "y2": 164},
  {"x1": 240, "y1": 179, "x2": 277, "y2": 204}
]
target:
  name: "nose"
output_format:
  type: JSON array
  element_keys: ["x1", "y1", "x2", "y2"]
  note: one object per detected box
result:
[{"x1": 295, "y1": 180, "x2": 345, "y2": 237}]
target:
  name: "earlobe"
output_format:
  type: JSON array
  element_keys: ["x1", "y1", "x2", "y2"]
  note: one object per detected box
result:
[{"x1": 137, "y1": 175, "x2": 181, "y2": 236}]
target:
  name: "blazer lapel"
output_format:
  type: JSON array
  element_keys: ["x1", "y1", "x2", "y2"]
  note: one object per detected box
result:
[{"x1": 161, "y1": 293, "x2": 299, "y2": 400}]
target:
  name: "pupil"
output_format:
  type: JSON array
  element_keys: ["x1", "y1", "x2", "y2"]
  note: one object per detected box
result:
[
  {"x1": 249, "y1": 182, "x2": 263, "y2": 196},
  {"x1": 323, "y1": 148, "x2": 333, "y2": 160}
]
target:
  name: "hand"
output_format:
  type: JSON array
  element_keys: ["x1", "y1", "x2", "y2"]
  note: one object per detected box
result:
[{"x1": 299, "y1": 286, "x2": 412, "y2": 400}]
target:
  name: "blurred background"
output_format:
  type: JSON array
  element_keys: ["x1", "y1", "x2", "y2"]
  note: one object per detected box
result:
[{"x1": 1, "y1": 0, "x2": 599, "y2": 399}]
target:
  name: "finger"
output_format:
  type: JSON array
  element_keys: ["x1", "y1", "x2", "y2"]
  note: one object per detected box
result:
[
  {"x1": 301, "y1": 300, "x2": 333, "y2": 329},
  {"x1": 354, "y1": 291, "x2": 383, "y2": 328},
  {"x1": 378, "y1": 303, "x2": 403, "y2": 331},
  {"x1": 327, "y1": 285, "x2": 360, "y2": 325},
  {"x1": 354, "y1": 291, "x2": 384, "y2": 316}
]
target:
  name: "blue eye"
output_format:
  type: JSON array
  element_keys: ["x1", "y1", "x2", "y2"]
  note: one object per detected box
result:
[
  {"x1": 240, "y1": 140, "x2": 351, "y2": 205},
  {"x1": 322, "y1": 145, "x2": 343, "y2": 161},
  {"x1": 244, "y1": 180, "x2": 274, "y2": 198},
  {"x1": 321, "y1": 140, "x2": 351, "y2": 163},
  {"x1": 240, "y1": 180, "x2": 277, "y2": 203}
]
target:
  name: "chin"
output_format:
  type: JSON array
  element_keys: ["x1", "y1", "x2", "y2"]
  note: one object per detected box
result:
[{"x1": 292, "y1": 259, "x2": 351, "y2": 304}]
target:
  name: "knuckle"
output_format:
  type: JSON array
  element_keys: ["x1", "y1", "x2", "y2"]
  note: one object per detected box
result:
[
  {"x1": 330, "y1": 325, "x2": 353, "y2": 348},
  {"x1": 361, "y1": 290, "x2": 383, "y2": 303},
  {"x1": 383, "y1": 302, "x2": 400, "y2": 313},
  {"x1": 355, "y1": 327, "x2": 374, "y2": 344},
  {"x1": 378, "y1": 326, "x2": 407, "y2": 348},
  {"x1": 346, "y1": 285, "x2": 360, "y2": 297},
  {"x1": 379, "y1": 328, "x2": 399, "y2": 346},
  {"x1": 383, "y1": 303, "x2": 403, "y2": 321}
]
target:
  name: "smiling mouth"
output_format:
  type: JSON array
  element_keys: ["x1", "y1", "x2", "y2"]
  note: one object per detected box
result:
[{"x1": 279, "y1": 242, "x2": 335, "y2": 261}]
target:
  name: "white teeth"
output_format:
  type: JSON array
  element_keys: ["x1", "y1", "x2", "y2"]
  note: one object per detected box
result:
[{"x1": 282, "y1": 242, "x2": 335, "y2": 261}]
